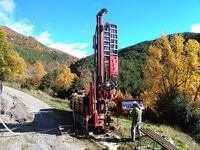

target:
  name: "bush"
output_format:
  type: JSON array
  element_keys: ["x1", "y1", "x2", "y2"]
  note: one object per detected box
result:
[
  {"x1": 53, "y1": 86, "x2": 68, "y2": 99},
  {"x1": 21, "y1": 78, "x2": 35, "y2": 90},
  {"x1": 157, "y1": 91, "x2": 191, "y2": 126},
  {"x1": 39, "y1": 69, "x2": 60, "y2": 96},
  {"x1": 39, "y1": 73, "x2": 55, "y2": 93},
  {"x1": 156, "y1": 89, "x2": 200, "y2": 142},
  {"x1": 67, "y1": 78, "x2": 84, "y2": 96},
  {"x1": 108, "y1": 101, "x2": 117, "y2": 112}
]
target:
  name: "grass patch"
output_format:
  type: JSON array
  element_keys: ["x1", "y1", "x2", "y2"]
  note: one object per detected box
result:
[
  {"x1": 113, "y1": 116, "x2": 200, "y2": 150},
  {"x1": 3, "y1": 82, "x2": 70, "y2": 111}
]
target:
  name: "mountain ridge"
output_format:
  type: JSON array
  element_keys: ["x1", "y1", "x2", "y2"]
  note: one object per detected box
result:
[{"x1": 0, "y1": 25, "x2": 78, "y2": 69}]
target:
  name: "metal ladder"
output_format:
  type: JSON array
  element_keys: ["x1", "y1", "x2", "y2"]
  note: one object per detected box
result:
[{"x1": 140, "y1": 127, "x2": 179, "y2": 150}]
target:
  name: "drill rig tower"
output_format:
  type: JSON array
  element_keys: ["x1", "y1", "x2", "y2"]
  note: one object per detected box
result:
[
  {"x1": 92, "y1": 8, "x2": 118, "y2": 132},
  {"x1": 72, "y1": 8, "x2": 118, "y2": 134}
]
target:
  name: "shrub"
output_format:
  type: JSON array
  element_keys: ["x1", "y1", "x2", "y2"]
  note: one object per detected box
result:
[
  {"x1": 156, "y1": 89, "x2": 200, "y2": 142},
  {"x1": 21, "y1": 78, "x2": 35, "y2": 90},
  {"x1": 39, "y1": 69, "x2": 60, "y2": 96},
  {"x1": 68, "y1": 78, "x2": 84, "y2": 94}
]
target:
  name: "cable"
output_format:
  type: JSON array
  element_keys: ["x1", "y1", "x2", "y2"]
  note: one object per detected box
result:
[
  {"x1": 0, "y1": 116, "x2": 73, "y2": 137},
  {"x1": 0, "y1": 117, "x2": 17, "y2": 135}
]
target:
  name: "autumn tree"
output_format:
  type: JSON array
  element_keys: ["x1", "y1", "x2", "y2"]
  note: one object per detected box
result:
[
  {"x1": 53, "y1": 66, "x2": 75, "y2": 98},
  {"x1": 28, "y1": 61, "x2": 47, "y2": 86},
  {"x1": 124, "y1": 92, "x2": 133, "y2": 99},
  {"x1": 0, "y1": 29, "x2": 27, "y2": 81},
  {"x1": 55, "y1": 66, "x2": 75, "y2": 89},
  {"x1": 142, "y1": 34, "x2": 200, "y2": 108}
]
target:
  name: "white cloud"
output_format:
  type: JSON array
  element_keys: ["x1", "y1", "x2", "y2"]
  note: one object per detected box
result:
[
  {"x1": 36, "y1": 31, "x2": 89, "y2": 58},
  {"x1": 0, "y1": 0, "x2": 34, "y2": 36},
  {"x1": 191, "y1": 24, "x2": 200, "y2": 33},
  {"x1": 36, "y1": 31, "x2": 52, "y2": 45},
  {"x1": 0, "y1": 11, "x2": 11, "y2": 24},
  {"x1": 9, "y1": 19, "x2": 34, "y2": 36},
  {"x1": 0, "y1": 0, "x2": 14, "y2": 24},
  {"x1": 0, "y1": 0, "x2": 90, "y2": 58},
  {"x1": 49, "y1": 42, "x2": 89, "y2": 58},
  {"x1": 0, "y1": 0, "x2": 15, "y2": 14}
]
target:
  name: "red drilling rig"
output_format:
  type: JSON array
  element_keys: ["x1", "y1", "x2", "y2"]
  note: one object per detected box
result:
[{"x1": 71, "y1": 8, "x2": 118, "y2": 134}]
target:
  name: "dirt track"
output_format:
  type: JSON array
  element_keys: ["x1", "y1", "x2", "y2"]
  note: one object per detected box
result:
[{"x1": 0, "y1": 86, "x2": 95, "y2": 150}]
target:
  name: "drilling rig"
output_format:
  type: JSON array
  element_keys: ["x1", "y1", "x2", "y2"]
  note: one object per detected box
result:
[{"x1": 71, "y1": 8, "x2": 118, "y2": 134}]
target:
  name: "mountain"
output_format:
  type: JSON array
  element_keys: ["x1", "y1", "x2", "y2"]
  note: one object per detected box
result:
[
  {"x1": 0, "y1": 26, "x2": 78, "y2": 70},
  {"x1": 71, "y1": 32, "x2": 200, "y2": 96}
]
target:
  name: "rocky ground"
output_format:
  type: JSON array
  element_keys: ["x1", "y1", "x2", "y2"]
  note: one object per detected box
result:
[{"x1": 0, "y1": 86, "x2": 96, "y2": 150}]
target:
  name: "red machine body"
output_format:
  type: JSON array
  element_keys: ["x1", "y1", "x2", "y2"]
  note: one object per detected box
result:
[{"x1": 72, "y1": 8, "x2": 118, "y2": 133}]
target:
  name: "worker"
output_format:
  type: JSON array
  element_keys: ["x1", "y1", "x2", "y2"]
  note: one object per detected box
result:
[{"x1": 130, "y1": 101, "x2": 142, "y2": 142}]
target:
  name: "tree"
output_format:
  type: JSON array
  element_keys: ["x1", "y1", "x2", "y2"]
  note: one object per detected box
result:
[
  {"x1": 53, "y1": 66, "x2": 75, "y2": 98},
  {"x1": 79, "y1": 69, "x2": 92, "y2": 91},
  {"x1": 55, "y1": 66, "x2": 75, "y2": 89},
  {"x1": 39, "y1": 69, "x2": 60, "y2": 92},
  {"x1": 0, "y1": 29, "x2": 27, "y2": 81},
  {"x1": 67, "y1": 77, "x2": 85, "y2": 97},
  {"x1": 6, "y1": 51, "x2": 27, "y2": 81},
  {"x1": 142, "y1": 34, "x2": 200, "y2": 109},
  {"x1": 28, "y1": 61, "x2": 47, "y2": 86}
]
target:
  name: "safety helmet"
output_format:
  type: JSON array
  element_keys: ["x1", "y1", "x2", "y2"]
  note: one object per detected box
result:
[{"x1": 132, "y1": 101, "x2": 138, "y2": 107}]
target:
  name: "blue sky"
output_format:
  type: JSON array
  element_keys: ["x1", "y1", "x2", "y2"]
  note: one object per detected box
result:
[{"x1": 0, "y1": 0, "x2": 200, "y2": 58}]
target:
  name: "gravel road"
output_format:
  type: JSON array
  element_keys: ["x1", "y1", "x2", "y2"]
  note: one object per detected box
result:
[{"x1": 0, "y1": 86, "x2": 95, "y2": 150}]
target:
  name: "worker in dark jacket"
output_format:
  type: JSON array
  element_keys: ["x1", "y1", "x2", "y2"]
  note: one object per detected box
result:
[{"x1": 130, "y1": 101, "x2": 142, "y2": 142}]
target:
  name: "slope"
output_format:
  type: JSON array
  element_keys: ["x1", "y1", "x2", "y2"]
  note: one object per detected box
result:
[{"x1": 0, "y1": 26, "x2": 78, "y2": 70}]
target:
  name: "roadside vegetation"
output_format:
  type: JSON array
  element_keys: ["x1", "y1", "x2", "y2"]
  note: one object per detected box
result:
[
  {"x1": 1, "y1": 26, "x2": 200, "y2": 149},
  {"x1": 114, "y1": 117, "x2": 200, "y2": 150}
]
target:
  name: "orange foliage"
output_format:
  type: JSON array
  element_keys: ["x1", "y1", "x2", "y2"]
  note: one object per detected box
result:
[{"x1": 29, "y1": 61, "x2": 47, "y2": 84}]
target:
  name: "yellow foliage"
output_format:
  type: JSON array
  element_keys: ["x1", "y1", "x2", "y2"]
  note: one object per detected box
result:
[
  {"x1": 56, "y1": 66, "x2": 75, "y2": 88},
  {"x1": 29, "y1": 61, "x2": 47, "y2": 84},
  {"x1": 142, "y1": 34, "x2": 200, "y2": 108},
  {"x1": 124, "y1": 92, "x2": 133, "y2": 99},
  {"x1": 0, "y1": 29, "x2": 27, "y2": 81},
  {"x1": 117, "y1": 90, "x2": 124, "y2": 99},
  {"x1": 6, "y1": 51, "x2": 27, "y2": 81}
]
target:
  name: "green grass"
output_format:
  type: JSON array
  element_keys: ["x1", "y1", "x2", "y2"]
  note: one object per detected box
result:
[
  {"x1": 113, "y1": 117, "x2": 200, "y2": 150},
  {"x1": 3, "y1": 82, "x2": 70, "y2": 111}
]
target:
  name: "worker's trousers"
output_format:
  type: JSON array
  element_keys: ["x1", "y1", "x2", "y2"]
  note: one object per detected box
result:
[{"x1": 131, "y1": 122, "x2": 141, "y2": 142}]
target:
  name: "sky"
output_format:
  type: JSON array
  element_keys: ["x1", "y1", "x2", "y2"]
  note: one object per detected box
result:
[{"x1": 0, "y1": 0, "x2": 200, "y2": 58}]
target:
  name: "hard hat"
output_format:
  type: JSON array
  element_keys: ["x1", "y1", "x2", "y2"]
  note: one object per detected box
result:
[{"x1": 132, "y1": 101, "x2": 138, "y2": 107}]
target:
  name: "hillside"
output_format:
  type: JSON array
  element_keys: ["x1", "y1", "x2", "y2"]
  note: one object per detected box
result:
[
  {"x1": 71, "y1": 32, "x2": 200, "y2": 96},
  {"x1": 0, "y1": 26, "x2": 78, "y2": 70}
]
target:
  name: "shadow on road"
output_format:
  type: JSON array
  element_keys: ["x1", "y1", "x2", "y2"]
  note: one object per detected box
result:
[
  {"x1": 0, "y1": 108, "x2": 74, "y2": 135},
  {"x1": 0, "y1": 109, "x2": 132, "y2": 145}
]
